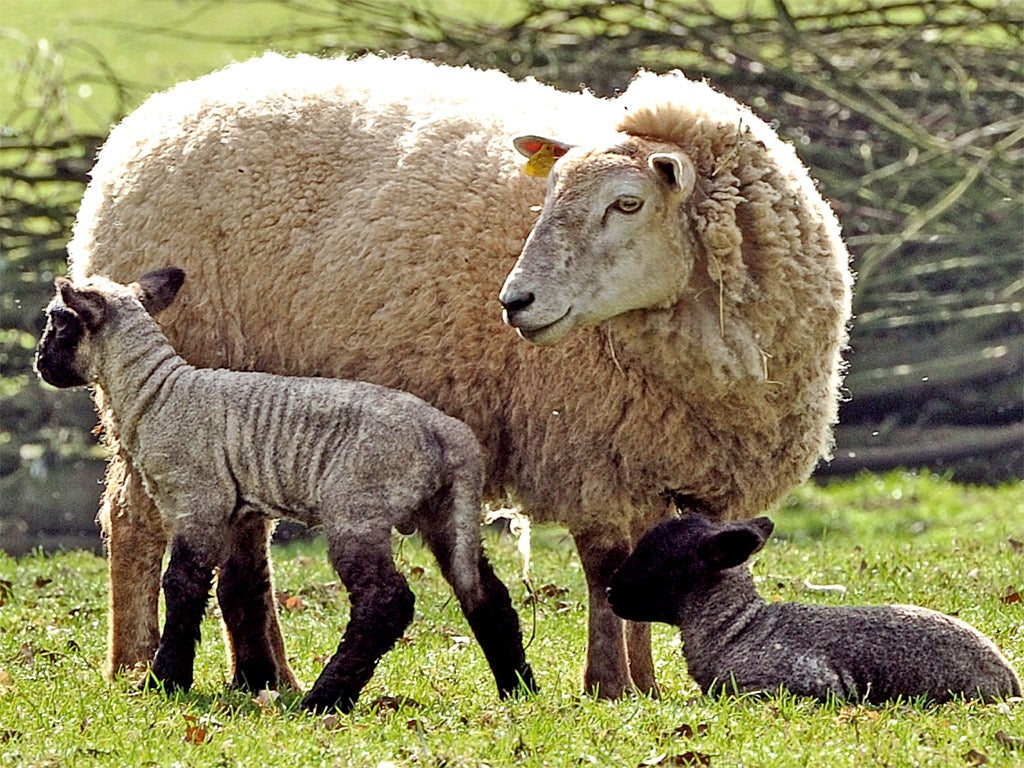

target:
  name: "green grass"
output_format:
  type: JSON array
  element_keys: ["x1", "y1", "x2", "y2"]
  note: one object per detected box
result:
[{"x1": 0, "y1": 471, "x2": 1021, "y2": 767}]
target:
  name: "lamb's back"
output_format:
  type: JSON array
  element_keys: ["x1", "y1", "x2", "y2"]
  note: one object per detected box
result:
[
  {"x1": 137, "y1": 369, "x2": 456, "y2": 525},
  {"x1": 702, "y1": 603, "x2": 1019, "y2": 703}
]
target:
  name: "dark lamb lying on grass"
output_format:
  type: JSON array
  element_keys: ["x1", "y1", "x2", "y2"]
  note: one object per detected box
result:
[
  {"x1": 607, "y1": 513, "x2": 1021, "y2": 704},
  {"x1": 34, "y1": 267, "x2": 537, "y2": 713}
]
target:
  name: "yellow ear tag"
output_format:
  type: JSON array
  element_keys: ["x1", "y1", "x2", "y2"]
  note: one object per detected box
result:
[{"x1": 524, "y1": 142, "x2": 559, "y2": 178}]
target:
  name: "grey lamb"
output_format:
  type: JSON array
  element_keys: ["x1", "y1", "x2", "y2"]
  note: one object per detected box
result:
[
  {"x1": 34, "y1": 267, "x2": 536, "y2": 712},
  {"x1": 608, "y1": 512, "x2": 1021, "y2": 704}
]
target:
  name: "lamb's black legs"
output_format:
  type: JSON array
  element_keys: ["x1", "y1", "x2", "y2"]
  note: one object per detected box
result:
[
  {"x1": 301, "y1": 539, "x2": 415, "y2": 713},
  {"x1": 150, "y1": 536, "x2": 217, "y2": 692},
  {"x1": 216, "y1": 515, "x2": 280, "y2": 692},
  {"x1": 422, "y1": 529, "x2": 537, "y2": 698}
]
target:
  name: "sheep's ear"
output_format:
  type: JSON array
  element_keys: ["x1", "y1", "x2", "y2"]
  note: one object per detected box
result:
[
  {"x1": 698, "y1": 518, "x2": 773, "y2": 571},
  {"x1": 57, "y1": 278, "x2": 107, "y2": 331},
  {"x1": 648, "y1": 151, "x2": 696, "y2": 197},
  {"x1": 133, "y1": 267, "x2": 185, "y2": 316},
  {"x1": 512, "y1": 135, "x2": 574, "y2": 178}
]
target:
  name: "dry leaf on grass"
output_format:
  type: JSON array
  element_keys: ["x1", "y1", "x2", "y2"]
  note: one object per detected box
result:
[
  {"x1": 673, "y1": 723, "x2": 710, "y2": 739},
  {"x1": 182, "y1": 714, "x2": 209, "y2": 746},
  {"x1": 995, "y1": 730, "x2": 1023, "y2": 750},
  {"x1": 640, "y1": 751, "x2": 713, "y2": 767},
  {"x1": 962, "y1": 748, "x2": 987, "y2": 765}
]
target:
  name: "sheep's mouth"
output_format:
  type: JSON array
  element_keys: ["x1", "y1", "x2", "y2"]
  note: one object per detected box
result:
[{"x1": 515, "y1": 308, "x2": 574, "y2": 346}]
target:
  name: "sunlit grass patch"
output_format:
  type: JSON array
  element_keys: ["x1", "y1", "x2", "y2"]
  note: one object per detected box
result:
[{"x1": 0, "y1": 471, "x2": 1020, "y2": 766}]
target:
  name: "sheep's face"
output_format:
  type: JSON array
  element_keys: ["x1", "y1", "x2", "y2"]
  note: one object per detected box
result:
[
  {"x1": 500, "y1": 135, "x2": 697, "y2": 346},
  {"x1": 607, "y1": 514, "x2": 774, "y2": 626},
  {"x1": 34, "y1": 267, "x2": 185, "y2": 389}
]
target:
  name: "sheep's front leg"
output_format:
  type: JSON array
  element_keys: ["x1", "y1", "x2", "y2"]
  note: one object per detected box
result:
[
  {"x1": 626, "y1": 621, "x2": 658, "y2": 697},
  {"x1": 573, "y1": 528, "x2": 633, "y2": 699},
  {"x1": 625, "y1": 513, "x2": 662, "y2": 697},
  {"x1": 301, "y1": 533, "x2": 414, "y2": 713},
  {"x1": 150, "y1": 535, "x2": 218, "y2": 693},
  {"x1": 100, "y1": 452, "x2": 167, "y2": 680},
  {"x1": 216, "y1": 514, "x2": 297, "y2": 691}
]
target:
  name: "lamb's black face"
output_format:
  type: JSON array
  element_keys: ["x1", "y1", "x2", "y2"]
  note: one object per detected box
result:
[
  {"x1": 607, "y1": 517, "x2": 702, "y2": 626},
  {"x1": 608, "y1": 514, "x2": 774, "y2": 626},
  {"x1": 34, "y1": 303, "x2": 90, "y2": 388}
]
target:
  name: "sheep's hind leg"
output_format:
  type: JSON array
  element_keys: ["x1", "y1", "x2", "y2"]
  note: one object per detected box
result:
[
  {"x1": 100, "y1": 451, "x2": 167, "y2": 680},
  {"x1": 420, "y1": 524, "x2": 537, "y2": 698},
  {"x1": 301, "y1": 530, "x2": 414, "y2": 713},
  {"x1": 216, "y1": 513, "x2": 294, "y2": 691},
  {"x1": 149, "y1": 535, "x2": 220, "y2": 693}
]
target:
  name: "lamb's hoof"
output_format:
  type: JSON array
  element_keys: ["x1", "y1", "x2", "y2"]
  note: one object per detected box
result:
[
  {"x1": 498, "y1": 665, "x2": 539, "y2": 699},
  {"x1": 139, "y1": 669, "x2": 191, "y2": 695},
  {"x1": 231, "y1": 660, "x2": 279, "y2": 693},
  {"x1": 300, "y1": 686, "x2": 357, "y2": 714}
]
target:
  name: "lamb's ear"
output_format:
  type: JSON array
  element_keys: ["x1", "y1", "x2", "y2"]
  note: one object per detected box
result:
[
  {"x1": 698, "y1": 518, "x2": 773, "y2": 571},
  {"x1": 57, "y1": 278, "x2": 107, "y2": 331},
  {"x1": 133, "y1": 267, "x2": 185, "y2": 316},
  {"x1": 513, "y1": 135, "x2": 574, "y2": 178},
  {"x1": 648, "y1": 151, "x2": 696, "y2": 196}
]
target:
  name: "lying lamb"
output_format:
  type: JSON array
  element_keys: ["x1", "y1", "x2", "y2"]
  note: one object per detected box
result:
[
  {"x1": 608, "y1": 513, "x2": 1021, "y2": 704},
  {"x1": 34, "y1": 267, "x2": 537, "y2": 712}
]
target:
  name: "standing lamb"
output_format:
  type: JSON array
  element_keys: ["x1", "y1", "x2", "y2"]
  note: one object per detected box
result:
[
  {"x1": 69, "y1": 53, "x2": 852, "y2": 698},
  {"x1": 608, "y1": 513, "x2": 1022, "y2": 703},
  {"x1": 34, "y1": 267, "x2": 537, "y2": 712}
]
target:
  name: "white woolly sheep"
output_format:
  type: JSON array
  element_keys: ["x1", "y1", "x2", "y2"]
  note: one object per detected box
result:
[
  {"x1": 608, "y1": 513, "x2": 1022, "y2": 704},
  {"x1": 34, "y1": 267, "x2": 536, "y2": 712},
  {"x1": 68, "y1": 52, "x2": 852, "y2": 698}
]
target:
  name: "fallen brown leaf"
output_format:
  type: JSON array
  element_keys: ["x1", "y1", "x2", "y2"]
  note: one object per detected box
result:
[
  {"x1": 252, "y1": 689, "x2": 280, "y2": 710},
  {"x1": 673, "y1": 723, "x2": 710, "y2": 739},
  {"x1": 183, "y1": 724, "x2": 208, "y2": 745},
  {"x1": 963, "y1": 748, "x2": 987, "y2": 765},
  {"x1": 672, "y1": 752, "x2": 712, "y2": 767},
  {"x1": 1000, "y1": 587, "x2": 1021, "y2": 605},
  {"x1": 320, "y1": 713, "x2": 345, "y2": 731},
  {"x1": 995, "y1": 730, "x2": 1023, "y2": 750}
]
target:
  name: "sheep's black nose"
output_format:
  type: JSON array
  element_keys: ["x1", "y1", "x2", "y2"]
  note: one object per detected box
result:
[{"x1": 500, "y1": 292, "x2": 535, "y2": 313}]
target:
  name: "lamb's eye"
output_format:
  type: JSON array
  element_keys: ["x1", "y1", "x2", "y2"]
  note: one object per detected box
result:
[
  {"x1": 612, "y1": 196, "x2": 643, "y2": 214},
  {"x1": 50, "y1": 309, "x2": 75, "y2": 334}
]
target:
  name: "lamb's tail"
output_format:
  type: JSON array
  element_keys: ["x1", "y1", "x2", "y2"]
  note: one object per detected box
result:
[{"x1": 420, "y1": 421, "x2": 537, "y2": 697}]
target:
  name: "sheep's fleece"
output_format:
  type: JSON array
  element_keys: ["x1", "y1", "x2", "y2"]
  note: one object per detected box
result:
[{"x1": 69, "y1": 52, "x2": 853, "y2": 697}]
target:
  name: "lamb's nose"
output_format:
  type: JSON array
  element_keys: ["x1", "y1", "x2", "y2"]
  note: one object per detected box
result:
[{"x1": 500, "y1": 291, "x2": 535, "y2": 314}]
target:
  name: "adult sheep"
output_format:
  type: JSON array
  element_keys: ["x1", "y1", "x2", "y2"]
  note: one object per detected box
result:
[{"x1": 69, "y1": 53, "x2": 852, "y2": 699}]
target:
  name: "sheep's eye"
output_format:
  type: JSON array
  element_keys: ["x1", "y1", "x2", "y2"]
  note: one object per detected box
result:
[{"x1": 612, "y1": 196, "x2": 643, "y2": 214}]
